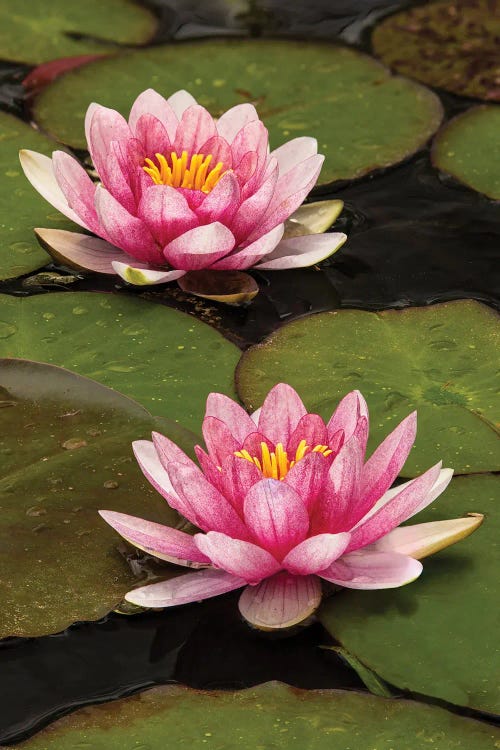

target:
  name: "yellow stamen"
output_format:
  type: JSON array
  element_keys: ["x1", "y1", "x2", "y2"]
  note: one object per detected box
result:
[
  {"x1": 234, "y1": 440, "x2": 333, "y2": 480},
  {"x1": 142, "y1": 150, "x2": 228, "y2": 193}
]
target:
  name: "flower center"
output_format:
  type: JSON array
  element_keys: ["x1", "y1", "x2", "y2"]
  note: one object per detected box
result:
[
  {"x1": 143, "y1": 150, "x2": 227, "y2": 193},
  {"x1": 234, "y1": 440, "x2": 332, "y2": 480}
]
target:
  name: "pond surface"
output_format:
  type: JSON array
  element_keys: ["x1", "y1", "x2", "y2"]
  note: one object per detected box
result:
[{"x1": 0, "y1": 0, "x2": 498, "y2": 745}]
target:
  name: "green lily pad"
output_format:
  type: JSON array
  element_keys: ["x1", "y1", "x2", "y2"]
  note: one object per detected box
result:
[
  {"x1": 319, "y1": 474, "x2": 499, "y2": 713},
  {"x1": 432, "y1": 106, "x2": 500, "y2": 200},
  {"x1": 5, "y1": 682, "x2": 499, "y2": 749},
  {"x1": 372, "y1": 0, "x2": 500, "y2": 102},
  {"x1": 32, "y1": 40, "x2": 443, "y2": 184},
  {"x1": 0, "y1": 0, "x2": 156, "y2": 65},
  {"x1": 0, "y1": 358, "x2": 187, "y2": 638},
  {"x1": 0, "y1": 112, "x2": 77, "y2": 281},
  {"x1": 0, "y1": 292, "x2": 240, "y2": 431},
  {"x1": 236, "y1": 300, "x2": 500, "y2": 476}
]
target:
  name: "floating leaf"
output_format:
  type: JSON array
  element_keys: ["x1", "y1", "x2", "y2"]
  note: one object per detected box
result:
[
  {"x1": 0, "y1": 359, "x2": 187, "y2": 638},
  {"x1": 5, "y1": 681, "x2": 499, "y2": 748},
  {"x1": 0, "y1": 0, "x2": 157, "y2": 65},
  {"x1": 319, "y1": 474, "x2": 499, "y2": 713},
  {"x1": 0, "y1": 112, "x2": 77, "y2": 281},
  {"x1": 236, "y1": 300, "x2": 500, "y2": 476},
  {"x1": 372, "y1": 0, "x2": 500, "y2": 102},
  {"x1": 178, "y1": 270, "x2": 259, "y2": 305},
  {"x1": 33, "y1": 40, "x2": 443, "y2": 184},
  {"x1": 0, "y1": 292, "x2": 240, "y2": 431},
  {"x1": 432, "y1": 106, "x2": 500, "y2": 200}
]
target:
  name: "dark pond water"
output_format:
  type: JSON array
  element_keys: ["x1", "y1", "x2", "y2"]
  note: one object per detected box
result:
[{"x1": 0, "y1": 0, "x2": 498, "y2": 743}]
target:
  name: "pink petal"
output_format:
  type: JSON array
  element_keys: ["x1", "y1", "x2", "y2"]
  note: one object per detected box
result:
[
  {"x1": 283, "y1": 532, "x2": 350, "y2": 575},
  {"x1": 234, "y1": 150, "x2": 258, "y2": 186},
  {"x1": 284, "y1": 451, "x2": 330, "y2": 512},
  {"x1": 34, "y1": 228, "x2": 130, "y2": 274},
  {"x1": 320, "y1": 550, "x2": 422, "y2": 589},
  {"x1": 194, "y1": 531, "x2": 280, "y2": 583},
  {"x1": 167, "y1": 462, "x2": 251, "y2": 539},
  {"x1": 129, "y1": 88, "x2": 178, "y2": 141},
  {"x1": 258, "y1": 383, "x2": 307, "y2": 446},
  {"x1": 163, "y1": 222, "x2": 236, "y2": 271},
  {"x1": 51, "y1": 151, "x2": 100, "y2": 234},
  {"x1": 19, "y1": 150, "x2": 87, "y2": 229},
  {"x1": 348, "y1": 462, "x2": 445, "y2": 551},
  {"x1": 218, "y1": 454, "x2": 262, "y2": 513},
  {"x1": 271, "y1": 137, "x2": 318, "y2": 176},
  {"x1": 205, "y1": 392, "x2": 257, "y2": 444},
  {"x1": 138, "y1": 184, "x2": 199, "y2": 246},
  {"x1": 311, "y1": 437, "x2": 363, "y2": 534},
  {"x1": 112, "y1": 261, "x2": 185, "y2": 286},
  {"x1": 287, "y1": 413, "x2": 328, "y2": 457},
  {"x1": 240, "y1": 430, "x2": 274, "y2": 458},
  {"x1": 243, "y1": 479, "x2": 309, "y2": 559},
  {"x1": 194, "y1": 445, "x2": 223, "y2": 490},
  {"x1": 327, "y1": 390, "x2": 369, "y2": 446},
  {"x1": 255, "y1": 232, "x2": 346, "y2": 270},
  {"x1": 230, "y1": 121, "x2": 269, "y2": 175},
  {"x1": 152, "y1": 431, "x2": 196, "y2": 469},
  {"x1": 216, "y1": 103, "x2": 259, "y2": 143},
  {"x1": 98, "y1": 510, "x2": 210, "y2": 566},
  {"x1": 125, "y1": 568, "x2": 245, "y2": 607},
  {"x1": 195, "y1": 171, "x2": 240, "y2": 225},
  {"x1": 167, "y1": 90, "x2": 197, "y2": 120},
  {"x1": 84, "y1": 102, "x2": 99, "y2": 146},
  {"x1": 134, "y1": 114, "x2": 172, "y2": 160},
  {"x1": 197, "y1": 134, "x2": 233, "y2": 170},
  {"x1": 360, "y1": 411, "x2": 417, "y2": 512},
  {"x1": 367, "y1": 514, "x2": 483, "y2": 560},
  {"x1": 94, "y1": 186, "x2": 162, "y2": 264},
  {"x1": 87, "y1": 105, "x2": 132, "y2": 184},
  {"x1": 202, "y1": 416, "x2": 240, "y2": 466},
  {"x1": 230, "y1": 163, "x2": 278, "y2": 242},
  {"x1": 174, "y1": 104, "x2": 217, "y2": 156},
  {"x1": 238, "y1": 572, "x2": 322, "y2": 629},
  {"x1": 211, "y1": 223, "x2": 284, "y2": 271},
  {"x1": 132, "y1": 439, "x2": 182, "y2": 507},
  {"x1": 255, "y1": 154, "x2": 324, "y2": 237},
  {"x1": 100, "y1": 140, "x2": 138, "y2": 214}
]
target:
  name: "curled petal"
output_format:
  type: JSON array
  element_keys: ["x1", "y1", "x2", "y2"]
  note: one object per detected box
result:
[
  {"x1": 212, "y1": 224, "x2": 284, "y2": 271},
  {"x1": 255, "y1": 232, "x2": 346, "y2": 270},
  {"x1": 238, "y1": 572, "x2": 322, "y2": 630},
  {"x1": 163, "y1": 223, "x2": 236, "y2": 271},
  {"x1": 125, "y1": 568, "x2": 245, "y2": 607},
  {"x1": 138, "y1": 184, "x2": 198, "y2": 247},
  {"x1": 283, "y1": 533, "x2": 350, "y2": 575},
  {"x1": 202, "y1": 416, "x2": 240, "y2": 466},
  {"x1": 327, "y1": 390, "x2": 369, "y2": 446},
  {"x1": 112, "y1": 261, "x2": 185, "y2": 286},
  {"x1": 174, "y1": 104, "x2": 217, "y2": 156},
  {"x1": 98, "y1": 510, "x2": 210, "y2": 567},
  {"x1": 216, "y1": 103, "x2": 259, "y2": 143},
  {"x1": 19, "y1": 150, "x2": 87, "y2": 228},
  {"x1": 129, "y1": 88, "x2": 178, "y2": 141},
  {"x1": 271, "y1": 136, "x2": 318, "y2": 176},
  {"x1": 51, "y1": 150, "x2": 100, "y2": 233},
  {"x1": 367, "y1": 514, "x2": 484, "y2": 560},
  {"x1": 243, "y1": 479, "x2": 309, "y2": 560},
  {"x1": 95, "y1": 186, "x2": 161, "y2": 263},
  {"x1": 284, "y1": 451, "x2": 330, "y2": 512},
  {"x1": 195, "y1": 171, "x2": 240, "y2": 225},
  {"x1": 34, "y1": 229, "x2": 130, "y2": 274},
  {"x1": 195, "y1": 531, "x2": 281, "y2": 583},
  {"x1": 218, "y1": 454, "x2": 262, "y2": 513},
  {"x1": 132, "y1": 440, "x2": 182, "y2": 506},
  {"x1": 87, "y1": 105, "x2": 131, "y2": 185},
  {"x1": 205, "y1": 392, "x2": 257, "y2": 444},
  {"x1": 258, "y1": 383, "x2": 307, "y2": 445},
  {"x1": 320, "y1": 550, "x2": 423, "y2": 590}
]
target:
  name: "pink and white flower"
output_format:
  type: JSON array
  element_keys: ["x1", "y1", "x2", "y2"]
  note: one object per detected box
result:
[
  {"x1": 20, "y1": 89, "x2": 346, "y2": 289},
  {"x1": 100, "y1": 384, "x2": 482, "y2": 629}
]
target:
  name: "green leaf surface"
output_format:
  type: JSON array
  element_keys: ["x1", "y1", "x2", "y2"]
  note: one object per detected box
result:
[
  {"x1": 319, "y1": 474, "x2": 499, "y2": 713},
  {"x1": 0, "y1": 292, "x2": 240, "y2": 431},
  {"x1": 0, "y1": 112, "x2": 76, "y2": 281},
  {"x1": 0, "y1": 0, "x2": 156, "y2": 64},
  {"x1": 32, "y1": 40, "x2": 443, "y2": 184},
  {"x1": 0, "y1": 359, "x2": 187, "y2": 638},
  {"x1": 372, "y1": 0, "x2": 500, "y2": 102},
  {"x1": 5, "y1": 682, "x2": 499, "y2": 749},
  {"x1": 236, "y1": 300, "x2": 500, "y2": 476},
  {"x1": 432, "y1": 106, "x2": 500, "y2": 200}
]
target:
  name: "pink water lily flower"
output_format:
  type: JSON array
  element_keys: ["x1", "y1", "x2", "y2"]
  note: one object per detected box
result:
[
  {"x1": 100, "y1": 384, "x2": 482, "y2": 630},
  {"x1": 20, "y1": 89, "x2": 346, "y2": 289}
]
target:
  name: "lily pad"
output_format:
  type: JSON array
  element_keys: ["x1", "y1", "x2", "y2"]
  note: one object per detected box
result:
[
  {"x1": 0, "y1": 292, "x2": 240, "y2": 431},
  {"x1": 5, "y1": 682, "x2": 499, "y2": 749},
  {"x1": 32, "y1": 40, "x2": 443, "y2": 184},
  {"x1": 0, "y1": 0, "x2": 157, "y2": 65},
  {"x1": 0, "y1": 359, "x2": 185, "y2": 639},
  {"x1": 372, "y1": 0, "x2": 500, "y2": 102},
  {"x1": 319, "y1": 474, "x2": 499, "y2": 713},
  {"x1": 236, "y1": 300, "x2": 500, "y2": 476},
  {"x1": 432, "y1": 106, "x2": 500, "y2": 200},
  {"x1": 0, "y1": 112, "x2": 77, "y2": 281}
]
